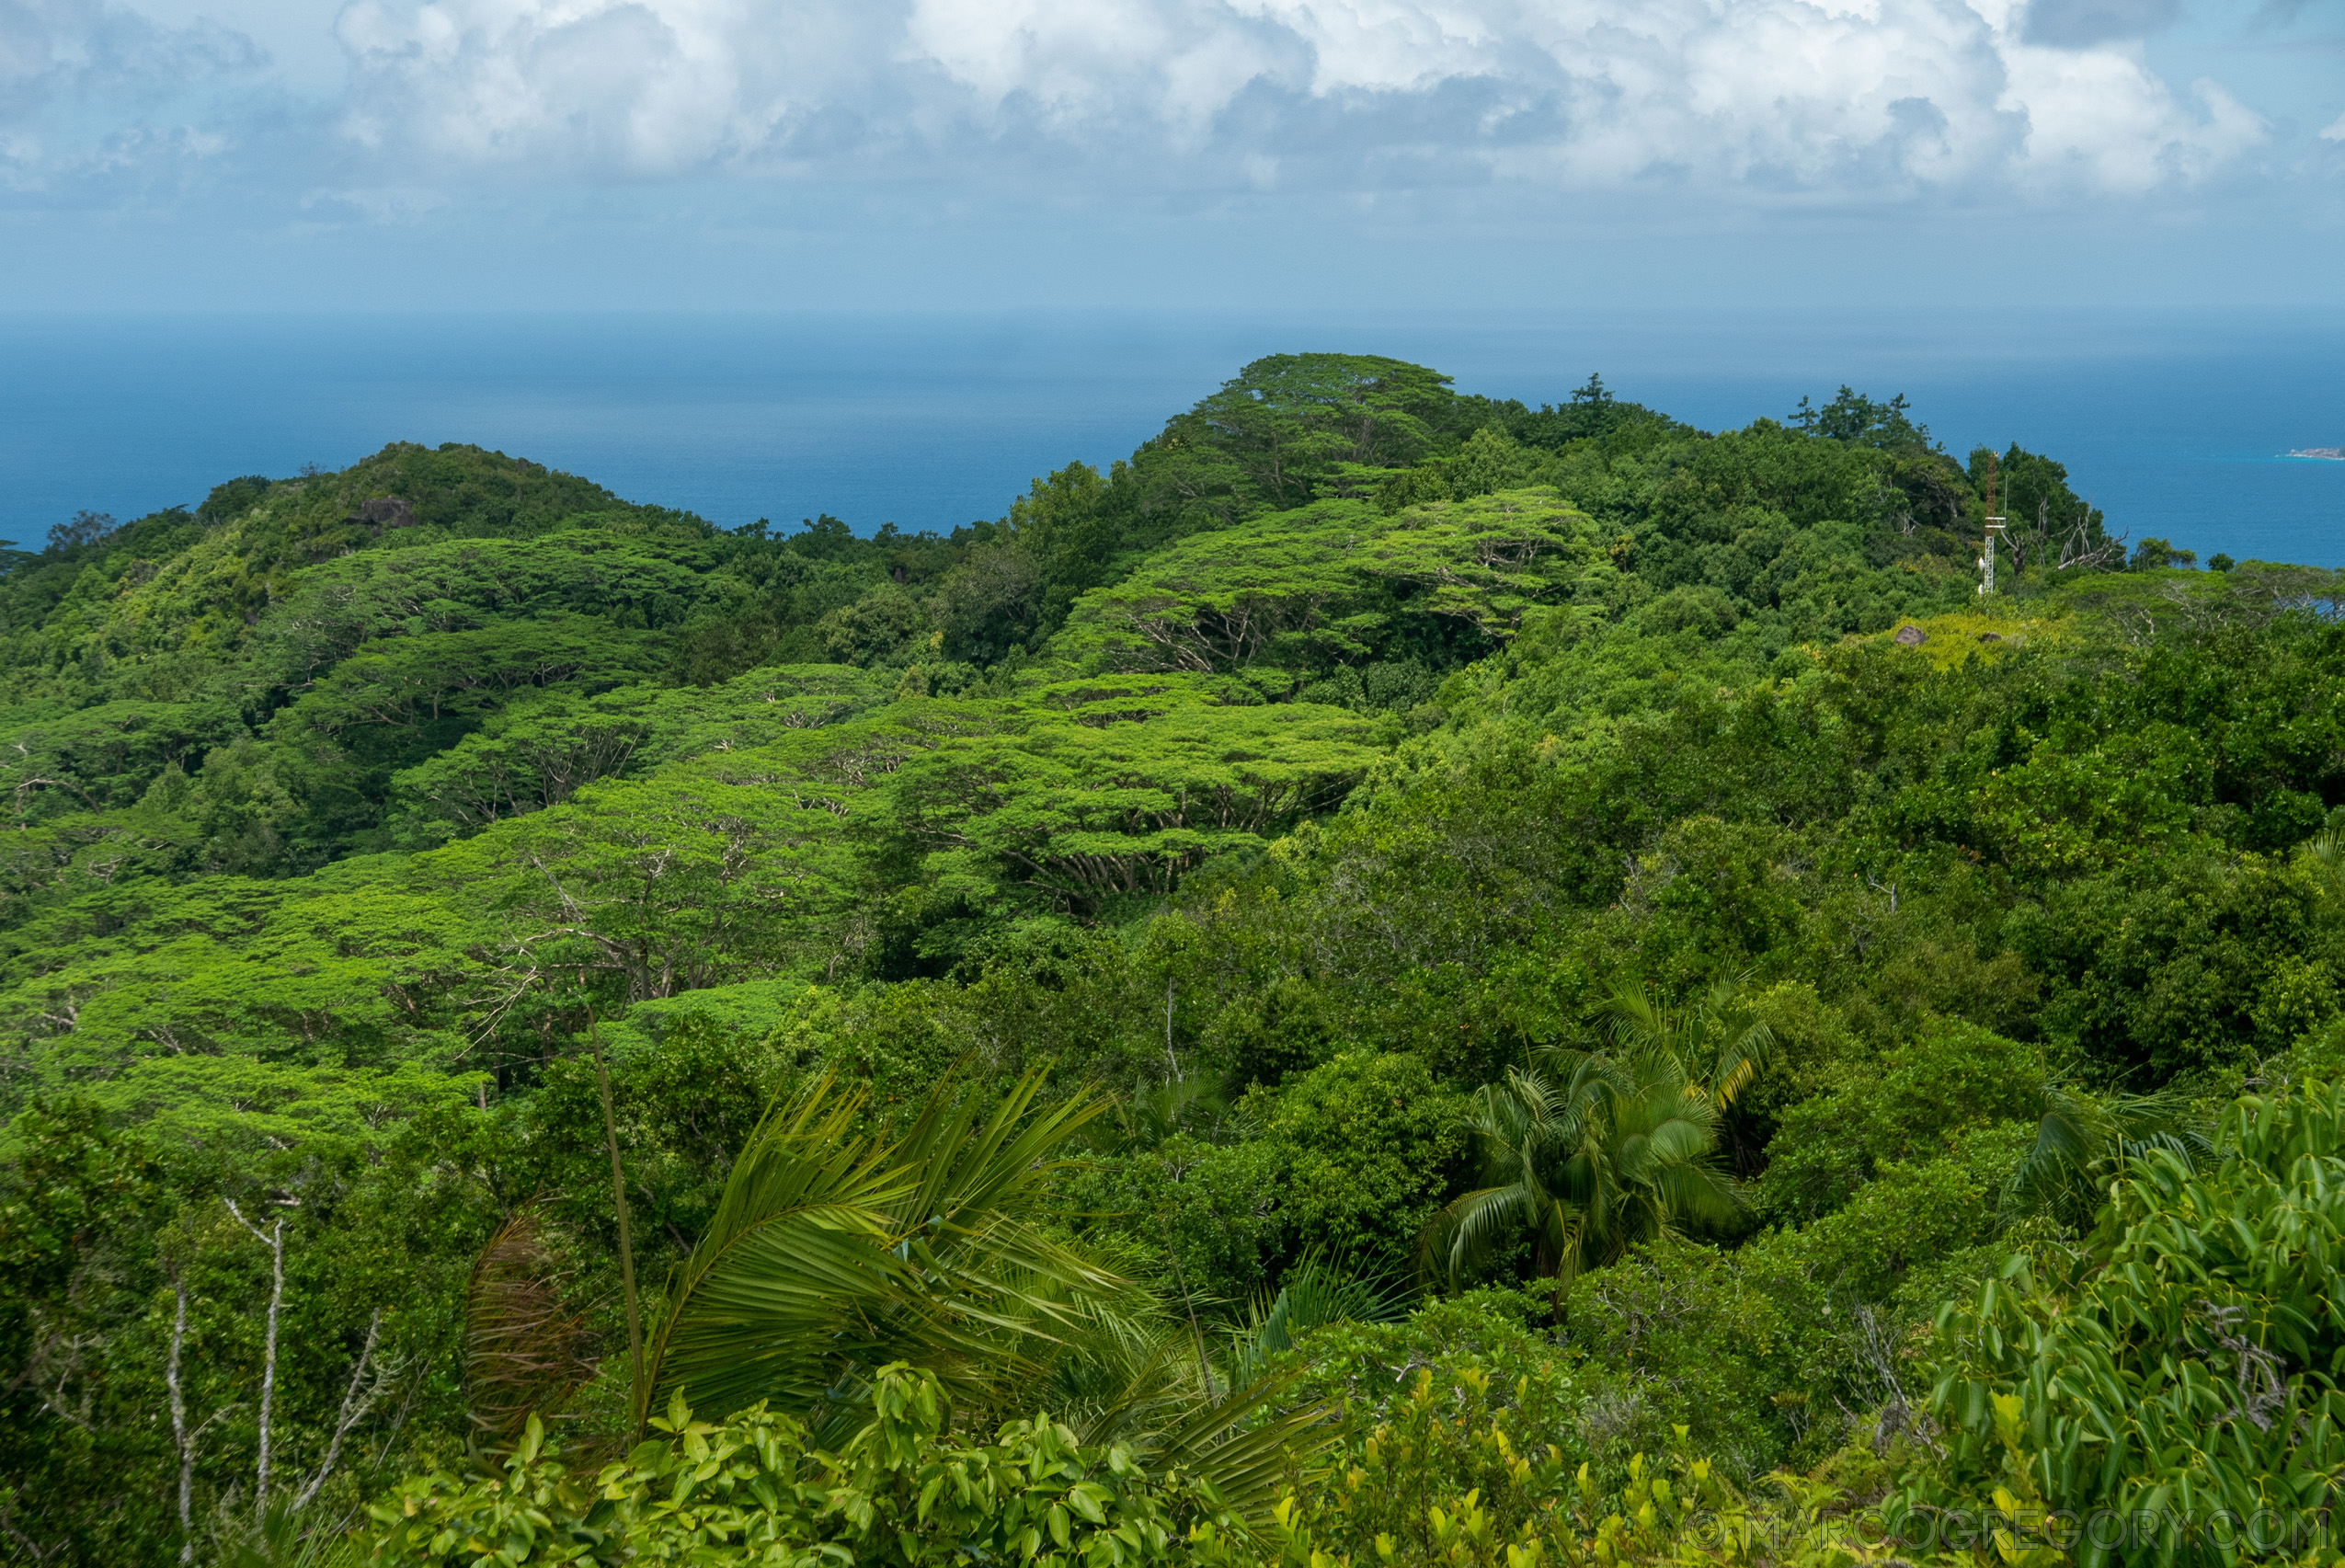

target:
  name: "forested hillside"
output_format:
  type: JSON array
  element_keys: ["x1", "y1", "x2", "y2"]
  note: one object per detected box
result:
[{"x1": 6, "y1": 356, "x2": 2344, "y2": 1568}]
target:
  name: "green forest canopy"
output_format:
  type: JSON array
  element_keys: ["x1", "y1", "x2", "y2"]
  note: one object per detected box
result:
[{"x1": 6, "y1": 354, "x2": 2345, "y2": 1566}]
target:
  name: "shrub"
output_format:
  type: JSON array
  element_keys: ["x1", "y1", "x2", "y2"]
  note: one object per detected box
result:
[
  {"x1": 367, "y1": 1365, "x2": 1207, "y2": 1567},
  {"x1": 1902, "y1": 1080, "x2": 2345, "y2": 1565}
]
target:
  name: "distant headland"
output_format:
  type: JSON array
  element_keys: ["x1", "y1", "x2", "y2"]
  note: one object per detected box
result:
[{"x1": 2288, "y1": 445, "x2": 2343, "y2": 460}]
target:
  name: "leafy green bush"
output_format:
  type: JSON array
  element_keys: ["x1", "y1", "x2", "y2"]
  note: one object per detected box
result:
[
  {"x1": 368, "y1": 1367, "x2": 1210, "y2": 1567},
  {"x1": 1565, "y1": 1237, "x2": 1829, "y2": 1478},
  {"x1": 1267, "y1": 1405, "x2": 1951, "y2": 1568},
  {"x1": 1284, "y1": 1289, "x2": 1584, "y2": 1526},
  {"x1": 1904, "y1": 1080, "x2": 2345, "y2": 1564},
  {"x1": 1255, "y1": 1053, "x2": 1468, "y2": 1277},
  {"x1": 1754, "y1": 1017, "x2": 2043, "y2": 1227}
]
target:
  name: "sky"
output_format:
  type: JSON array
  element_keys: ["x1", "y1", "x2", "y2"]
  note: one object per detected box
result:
[{"x1": 2, "y1": 0, "x2": 2340, "y2": 311}]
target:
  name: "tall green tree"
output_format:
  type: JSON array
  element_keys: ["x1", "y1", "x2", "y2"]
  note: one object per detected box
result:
[{"x1": 1154, "y1": 354, "x2": 1460, "y2": 514}]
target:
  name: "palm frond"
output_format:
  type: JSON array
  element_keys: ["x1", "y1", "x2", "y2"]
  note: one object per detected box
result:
[
  {"x1": 1601, "y1": 981, "x2": 1672, "y2": 1055},
  {"x1": 1643, "y1": 1159, "x2": 1744, "y2": 1231},
  {"x1": 1600, "y1": 970, "x2": 1775, "y2": 1105},
  {"x1": 1462, "y1": 1071, "x2": 1545, "y2": 1150},
  {"x1": 1105, "y1": 1071, "x2": 1233, "y2": 1150},
  {"x1": 1422, "y1": 1182, "x2": 1544, "y2": 1286},
  {"x1": 2305, "y1": 830, "x2": 2345, "y2": 904},
  {"x1": 1708, "y1": 1013, "x2": 1776, "y2": 1108},
  {"x1": 1140, "y1": 1371, "x2": 1337, "y2": 1525},
  {"x1": 1048, "y1": 1328, "x2": 1201, "y2": 1436},
  {"x1": 1549, "y1": 1045, "x2": 1637, "y2": 1107},
  {"x1": 1636, "y1": 1113, "x2": 1719, "y2": 1168},
  {"x1": 640, "y1": 1069, "x2": 1129, "y2": 1428},
  {"x1": 2005, "y1": 1084, "x2": 2214, "y2": 1230},
  {"x1": 1226, "y1": 1255, "x2": 1411, "y2": 1386}
]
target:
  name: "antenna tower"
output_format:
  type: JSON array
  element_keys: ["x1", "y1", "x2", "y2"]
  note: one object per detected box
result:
[{"x1": 1979, "y1": 451, "x2": 2006, "y2": 598}]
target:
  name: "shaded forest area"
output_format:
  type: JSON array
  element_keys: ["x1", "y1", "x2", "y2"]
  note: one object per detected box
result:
[{"x1": 6, "y1": 356, "x2": 2343, "y2": 1567}]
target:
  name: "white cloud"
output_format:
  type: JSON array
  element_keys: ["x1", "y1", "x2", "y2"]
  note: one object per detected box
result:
[
  {"x1": 335, "y1": 0, "x2": 936, "y2": 176},
  {"x1": 2, "y1": 0, "x2": 2276, "y2": 203},
  {"x1": 2005, "y1": 55, "x2": 2263, "y2": 192},
  {"x1": 0, "y1": 0, "x2": 265, "y2": 108},
  {"x1": 0, "y1": 0, "x2": 267, "y2": 186},
  {"x1": 317, "y1": 0, "x2": 2268, "y2": 200},
  {"x1": 2323, "y1": 108, "x2": 2345, "y2": 143}
]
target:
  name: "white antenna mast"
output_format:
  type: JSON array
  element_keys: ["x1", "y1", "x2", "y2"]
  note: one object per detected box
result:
[{"x1": 1979, "y1": 450, "x2": 2005, "y2": 598}]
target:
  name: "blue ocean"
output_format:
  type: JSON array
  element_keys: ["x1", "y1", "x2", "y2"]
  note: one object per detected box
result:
[{"x1": 4, "y1": 309, "x2": 2339, "y2": 566}]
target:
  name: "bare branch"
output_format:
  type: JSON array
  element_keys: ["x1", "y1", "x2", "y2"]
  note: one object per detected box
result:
[
  {"x1": 292, "y1": 1309, "x2": 389, "y2": 1512},
  {"x1": 0, "y1": 1495, "x2": 65, "y2": 1565}
]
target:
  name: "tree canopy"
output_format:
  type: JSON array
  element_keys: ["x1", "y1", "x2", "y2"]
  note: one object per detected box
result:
[{"x1": 3, "y1": 357, "x2": 2338, "y2": 1567}]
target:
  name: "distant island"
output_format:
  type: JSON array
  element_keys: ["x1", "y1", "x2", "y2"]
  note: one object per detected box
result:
[{"x1": 2289, "y1": 444, "x2": 2343, "y2": 459}]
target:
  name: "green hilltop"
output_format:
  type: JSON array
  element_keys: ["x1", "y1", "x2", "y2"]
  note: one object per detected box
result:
[{"x1": 6, "y1": 356, "x2": 2345, "y2": 1566}]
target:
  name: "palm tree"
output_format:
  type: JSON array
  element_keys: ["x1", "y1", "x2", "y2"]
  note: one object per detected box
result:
[
  {"x1": 1422, "y1": 1042, "x2": 1743, "y2": 1301},
  {"x1": 1422, "y1": 975, "x2": 1767, "y2": 1299}
]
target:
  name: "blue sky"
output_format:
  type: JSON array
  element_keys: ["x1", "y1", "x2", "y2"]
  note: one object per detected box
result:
[{"x1": 2, "y1": 0, "x2": 2339, "y2": 311}]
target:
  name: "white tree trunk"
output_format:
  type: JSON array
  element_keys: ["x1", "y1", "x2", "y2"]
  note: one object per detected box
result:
[{"x1": 224, "y1": 1199, "x2": 286, "y2": 1520}]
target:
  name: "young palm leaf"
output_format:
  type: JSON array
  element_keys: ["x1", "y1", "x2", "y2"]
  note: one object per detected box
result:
[
  {"x1": 1225, "y1": 1254, "x2": 1412, "y2": 1388},
  {"x1": 1099, "y1": 1070, "x2": 1232, "y2": 1152},
  {"x1": 1603, "y1": 972, "x2": 1776, "y2": 1107},
  {"x1": 2303, "y1": 829, "x2": 2345, "y2": 906}
]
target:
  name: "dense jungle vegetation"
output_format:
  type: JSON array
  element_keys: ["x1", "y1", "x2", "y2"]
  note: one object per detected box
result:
[{"x1": 6, "y1": 355, "x2": 2345, "y2": 1568}]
